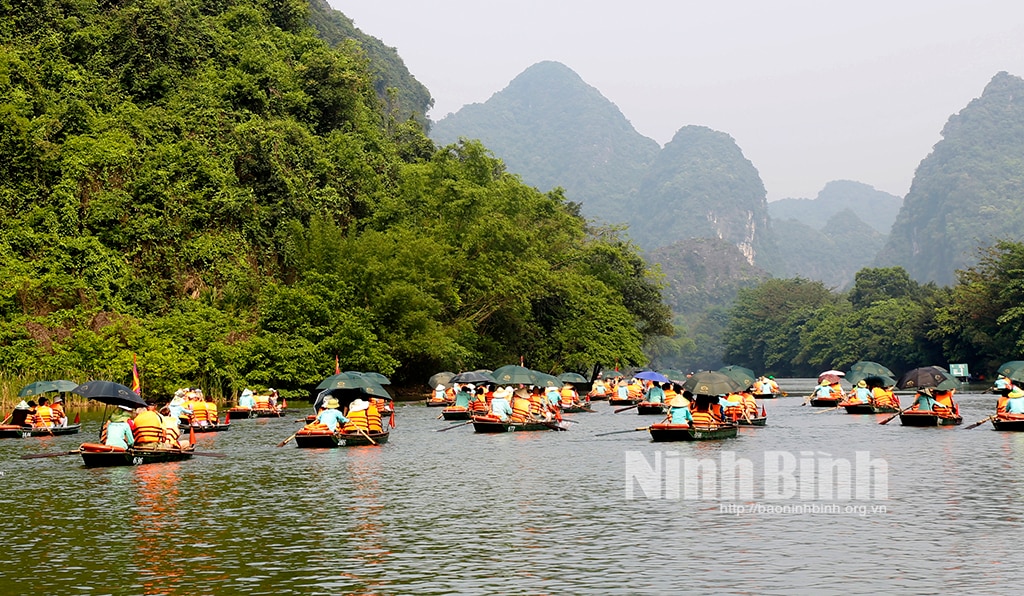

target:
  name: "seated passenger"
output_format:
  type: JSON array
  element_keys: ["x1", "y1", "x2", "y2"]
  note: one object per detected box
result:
[
  {"x1": 133, "y1": 406, "x2": 165, "y2": 446},
  {"x1": 488, "y1": 388, "x2": 514, "y2": 422},
  {"x1": 33, "y1": 397, "x2": 54, "y2": 428},
  {"x1": 666, "y1": 393, "x2": 693, "y2": 426},
  {"x1": 342, "y1": 398, "x2": 370, "y2": 432},
  {"x1": 316, "y1": 398, "x2": 349, "y2": 432},
  {"x1": 103, "y1": 407, "x2": 136, "y2": 450},
  {"x1": 238, "y1": 388, "x2": 256, "y2": 409}
]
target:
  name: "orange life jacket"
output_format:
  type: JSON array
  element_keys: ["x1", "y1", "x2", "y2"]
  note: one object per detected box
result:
[
  {"x1": 367, "y1": 404, "x2": 383, "y2": 432},
  {"x1": 528, "y1": 395, "x2": 544, "y2": 415},
  {"x1": 254, "y1": 395, "x2": 271, "y2": 409},
  {"x1": 470, "y1": 397, "x2": 489, "y2": 413},
  {"x1": 510, "y1": 397, "x2": 532, "y2": 423},
  {"x1": 33, "y1": 405, "x2": 53, "y2": 428},
  {"x1": 133, "y1": 410, "x2": 164, "y2": 444},
  {"x1": 343, "y1": 409, "x2": 369, "y2": 432},
  {"x1": 204, "y1": 401, "x2": 218, "y2": 423},
  {"x1": 560, "y1": 387, "x2": 576, "y2": 404},
  {"x1": 997, "y1": 395, "x2": 1010, "y2": 413},
  {"x1": 691, "y1": 410, "x2": 715, "y2": 427}
]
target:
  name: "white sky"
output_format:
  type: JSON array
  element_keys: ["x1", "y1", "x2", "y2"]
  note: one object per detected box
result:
[{"x1": 329, "y1": 0, "x2": 1024, "y2": 200}]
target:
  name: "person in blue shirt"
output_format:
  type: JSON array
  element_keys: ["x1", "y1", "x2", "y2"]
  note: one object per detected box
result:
[
  {"x1": 645, "y1": 383, "x2": 666, "y2": 404},
  {"x1": 104, "y1": 407, "x2": 135, "y2": 449},
  {"x1": 317, "y1": 398, "x2": 349, "y2": 432},
  {"x1": 238, "y1": 388, "x2": 256, "y2": 409},
  {"x1": 489, "y1": 388, "x2": 514, "y2": 421},
  {"x1": 910, "y1": 388, "x2": 942, "y2": 411},
  {"x1": 667, "y1": 393, "x2": 693, "y2": 425},
  {"x1": 454, "y1": 385, "x2": 474, "y2": 408},
  {"x1": 1005, "y1": 389, "x2": 1024, "y2": 414}
]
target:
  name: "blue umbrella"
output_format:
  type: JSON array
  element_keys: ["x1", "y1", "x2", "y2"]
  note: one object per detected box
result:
[{"x1": 634, "y1": 370, "x2": 670, "y2": 384}]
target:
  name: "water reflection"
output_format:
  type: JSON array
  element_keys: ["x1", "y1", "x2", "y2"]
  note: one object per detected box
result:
[{"x1": 6, "y1": 386, "x2": 1024, "y2": 593}]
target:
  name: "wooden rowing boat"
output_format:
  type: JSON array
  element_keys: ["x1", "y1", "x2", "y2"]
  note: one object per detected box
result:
[
  {"x1": 608, "y1": 397, "x2": 642, "y2": 407},
  {"x1": 648, "y1": 423, "x2": 739, "y2": 441},
  {"x1": 227, "y1": 407, "x2": 286, "y2": 419},
  {"x1": 0, "y1": 424, "x2": 82, "y2": 439},
  {"x1": 441, "y1": 407, "x2": 471, "y2": 420},
  {"x1": 899, "y1": 410, "x2": 963, "y2": 426},
  {"x1": 809, "y1": 397, "x2": 843, "y2": 407},
  {"x1": 471, "y1": 416, "x2": 565, "y2": 433},
  {"x1": 79, "y1": 443, "x2": 195, "y2": 467},
  {"x1": 561, "y1": 403, "x2": 595, "y2": 413},
  {"x1": 991, "y1": 416, "x2": 1024, "y2": 431},
  {"x1": 293, "y1": 428, "x2": 390, "y2": 448},
  {"x1": 752, "y1": 392, "x2": 782, "y2": 400},
  {"x1": 842, "y1": 402, "x2": 899, "y2": 414},
  {"x1": 636, "y1": 402, "x2": 667, "y2": 415},
  {"x1": 178, "y1": 422, "x2": 231, "y2": 433},
  {"x1": 425, "y1": 399, "x2": 452, "y2": 408},
  {"x1": 735, "y1": 416, "x2": 767, "y2": 427}
]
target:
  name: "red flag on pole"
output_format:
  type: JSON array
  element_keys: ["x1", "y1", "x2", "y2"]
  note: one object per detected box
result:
[
  {"x1": 335, "y1": 354, "x2": 340, "y2": 375},
  {"x1": 131, "y1": 354, "x2": 141, "y2": 395}
]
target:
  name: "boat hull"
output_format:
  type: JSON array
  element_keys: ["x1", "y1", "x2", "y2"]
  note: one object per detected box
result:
[
  {"x1": 561, "y1": 404, "x2": 594, "y2": 413},
  {"x1": 425, "y1": 400, "x2": 452, "y2": 408},
  {"x1": 752, "y1": 392, "x2": 782, "y2": 400},
  {"x1": 649, "y1": 423, "x2": 738, "y2": 442},
  {"x1": 471, "y1": 417, "x2": 562, "y2": 433},
  {"x1": 225, "y1": 407, "x2": 284, "y2": 419},
  {"x1": 809, "y1": 397, "x2": 842, "y2": 407},
  {"x1": 80, "y1": 445, "x2": 195, "y2": 468},
  {"x1": 843, "y1": 403, "x2": 899, "y2": 414},
  {"x1": 608, "y1": 398, "x2": 642, "y2": 407},
  {"x1": 899, "y1": 411, "x2": 962, "y2": 427},
  {"x1": 441, "y1": 408, "x2": 471, "y2": 420},
  {"x1": 636, "y1": 403, "x2": 667, "y2": 415},
  {"x1": 992, "y1": 417, "x2": 1024, "y2": 431},
  {"x1": 294, "y1": 429, "x2": 389, "y2": 447},
  {"x1": 0, "y1": 424, "x2": 81, "y2": 438},
  {"x1": 735, "y1": 416, "x2": 767, "y2": 427},
  {"x1": 179, "y1": 422, "x2": 231, "y2": 433}
]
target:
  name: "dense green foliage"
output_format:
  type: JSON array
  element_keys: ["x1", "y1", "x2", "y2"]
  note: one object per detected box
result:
[
  {"x1": 878, "y1": 72, "x2": 1024, "y2": 285},
  {"x1": 0, "y1": 0, "x2": 670, "y2": 397}
]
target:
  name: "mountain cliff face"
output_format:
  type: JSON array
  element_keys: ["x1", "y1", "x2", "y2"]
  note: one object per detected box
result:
[
  {"x1": 629, "y1": 126, "x2": 780, "y2": 272},
  {"x1": 773, "y1": 210, "x2": 886, "y2": 289},
  {"x1": 877, "y1": 71, "x2": 1024, "y2": 285},
  {"x1": 768, "y1": 180, "x2": 901, "y2": 234},
  {"x1": 430, "y1": 61, "x2": 660, "y2": 223}
]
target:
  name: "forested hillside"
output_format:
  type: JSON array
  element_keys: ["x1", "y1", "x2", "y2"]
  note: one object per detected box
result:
[
  {"x1": 768, "y1": 180, "x2": 901, "y2": 235},
  {"x1": 0, "y1": 0, "x2": 670, "y2": 397},
  {"x1": 877, "y1": 71, "x2": 1024, "y2": 285}
]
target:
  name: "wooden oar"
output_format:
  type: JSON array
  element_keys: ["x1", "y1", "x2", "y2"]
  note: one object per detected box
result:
[
  {"x1": 800, "y1": 395, "x2": 814, "y2": 406},
  {"x1": 21, "y1": 450, "x2": 79, "y2": 460},
  {"x1": 276, "y1": 430, "x2": 301, "y2": 447},
  {"x1": 355, "y1": 427, "x2": 377, "y2": 445},
  {"x1": 965, "y1": 415, "x2": 997, "y2": 430},
  {"x1": 815, "y1": 404, "x2": 846, "y2": 414},
  {"x1": 595, "y1": 426, "x2": 650, "y2": 437},
  {"x1": 879, "y1": 406, "x2": 913, "y2": 425},
  {"x1": 435, "y1": 420, "x2": 475, "y2": 432},
  {"x1": 614, "y1": 403, "x2": 642, "y2": 413}
]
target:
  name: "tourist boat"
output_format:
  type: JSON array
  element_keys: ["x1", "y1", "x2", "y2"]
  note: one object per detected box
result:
[
  {"x1": 561, "y1": 403, "x2": 595, "y2": 413},
  {"x1": 0, "y1": 424, "x2": 82, "y2": 439},
  {"x1": 293, "y1": 427, "x2": 389, "y2": 448},
  {"x1": 441, "y1": 406, "x2": 471, "y2": 420},
  {"x1": 426, "y1": 398, "x2": 453, "y2": 408},
  {"x1": 648, "y1": 423, "x2": 739, "y2": 441},
  {"x1": 226, "y1": 406, "x2": 284, "y2": 419},
  {"x1": 178, "y1": 422, "x2": 231, "y2": 433},
  {"x1": 735, "y1": 416, "x2": 767, "y2": 427},
  {"x1": 752, "y1": 392, "x2": 782, "y2": 400},
  {"x1": 898, "y1": 410, "x2": 963, "y2": 426},
  {"x1": 809, "y1": 396, "x2": 843, "y2": 407},
  {"x1": 991, "y1": 416, "x2": 1024, "y2": 431},
  {"x1": 608, "y1": 397, "x2": 642, "y2": 407},
  {"x1": 842, "y1": 402, "x2": 899, "y2": 414},
  {"x1": 471, "y1": 415, "x2": 566, "y2": 433},
  {"x1": 78, "y1": 443, "x2": 195, "y2": 467},
  {"x1": 635, "y1": 402, "x2": 666, "y2": 415}
]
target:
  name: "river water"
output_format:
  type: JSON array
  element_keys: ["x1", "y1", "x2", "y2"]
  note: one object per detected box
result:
[{"x1": 3, "y1": 379, "x2": 1024, "y2": 594}]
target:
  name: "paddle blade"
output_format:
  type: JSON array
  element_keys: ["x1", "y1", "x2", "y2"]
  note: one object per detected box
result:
[
  {"x1": 189, "y1": 425, "x2": 196, "y2": 445},
  {"x1": 73, "y1": 413, "x2": 80, "y2": 424},
  {"x1": 761, "y1": 404, "x2": 766, "y2": 417},
  {"x1": 21, "y1": 451, "x2": 78, "y2": 460},
  {"x1": 224, "y1": 411, "x2": 230, "y2": 424}
]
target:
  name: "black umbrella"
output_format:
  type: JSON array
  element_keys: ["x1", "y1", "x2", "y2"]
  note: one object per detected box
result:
[
  {"x1": 896, "y1": 366, "x2": 951, "y2": 390},
  {"x1": 72, "y1": 381, "x2": 147, "y2": 409},
  {"x1": 428, "y1": 371, "x2": 456, "y2": 389},
  {"x1": 682, "y1": 370, "x2": 743, "y2": 396},
  {"x1": 449, "y1": 370, "x2": 497, "y2": 385}
]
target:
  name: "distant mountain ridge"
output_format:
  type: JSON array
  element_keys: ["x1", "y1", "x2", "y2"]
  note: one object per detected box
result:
[
  {"x1": 431, "y1": 61, "x2": 659, "y2": 223},
  {"x1": 877, "y1": 71, "x2": 1024, "y2": 285},
  {"x1": 768, "y1": 180, "x2": 901, "y2": 234}
]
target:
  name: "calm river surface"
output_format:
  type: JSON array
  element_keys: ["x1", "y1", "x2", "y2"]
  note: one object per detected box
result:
[{"x1": 4, "y1": 379, "x2": 1024, "y2": 594}]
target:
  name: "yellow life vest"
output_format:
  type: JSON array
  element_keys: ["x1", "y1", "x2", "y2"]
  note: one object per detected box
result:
[
  {"x1": 133, "y1": 410, "x2": 164, "y2": 444},
  {"x1": 367, "y1": 404, "x2": 382, "y2": 432}
]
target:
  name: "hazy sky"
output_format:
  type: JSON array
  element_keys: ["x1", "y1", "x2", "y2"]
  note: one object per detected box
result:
[{"x1": 329, "y1": 0, "x2": 1024, "y2": 200}]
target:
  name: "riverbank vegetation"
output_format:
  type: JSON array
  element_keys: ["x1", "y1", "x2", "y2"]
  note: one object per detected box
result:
[{"x1": 0, "y1": 0, "x2": 671, "y2": 400}]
